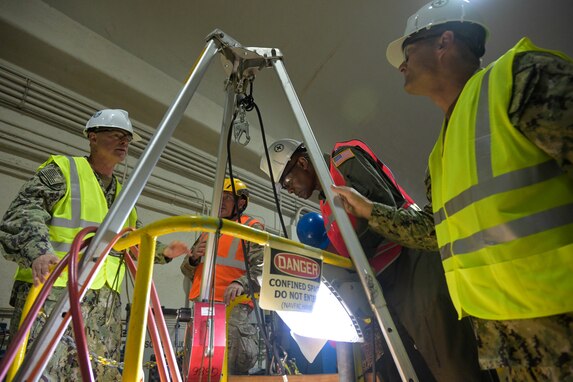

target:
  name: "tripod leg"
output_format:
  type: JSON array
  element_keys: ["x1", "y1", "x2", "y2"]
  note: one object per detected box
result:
[
  {"x1": 17, "y1": 38, "x2": 220, "y2": 382},
  {"x1": 273, "y1": 59, "x2": 418, "y2": 382}
]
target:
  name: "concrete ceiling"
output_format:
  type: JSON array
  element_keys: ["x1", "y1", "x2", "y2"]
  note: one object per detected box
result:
[{"x1": 10, "y1": 0, "x2": 573, "y2": 202}]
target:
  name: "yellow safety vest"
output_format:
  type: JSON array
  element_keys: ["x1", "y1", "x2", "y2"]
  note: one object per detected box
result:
[
  {"x1": 15, "y1": 155, "x2": 138, "y2": 291},
  {"x1": 429, "y1": 38, "x2": 573, "y2": 320}
]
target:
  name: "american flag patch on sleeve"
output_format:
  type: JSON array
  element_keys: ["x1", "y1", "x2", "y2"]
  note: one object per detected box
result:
[{"x1": 332, "y1": 148, "x2": 355, "y2": 167}]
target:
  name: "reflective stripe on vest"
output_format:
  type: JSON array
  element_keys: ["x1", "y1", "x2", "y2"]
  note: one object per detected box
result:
[
  {"x1": 428, "y1": 37, "x2": 573, "y2": 320},
  {"x1": 435, "y1": 70, "x2": 573, "y2": 260},
  {"x1": 14, "y1": 156, "x2": 137, "y2": 291},
  {"x1": 198, "y1": 217, "x2": 259, "y2": 270},
  {"x1": 49, "y1": 157, "x2": 102, "y2": 249},
  {"x1": 189, "y1": 215, "x2": 262, "y2": 301}
]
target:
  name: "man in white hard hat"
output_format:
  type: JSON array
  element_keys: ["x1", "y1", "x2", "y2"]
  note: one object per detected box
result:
[
  {"x1": 261, "y1": 138, "x2": 484, "y2": 381},
  {"x1": 331, "y1": 0, "x2": 573, "y2": 379},
  {"x1": 0, "y1": 109, "x2": 188, "y2": 380}
]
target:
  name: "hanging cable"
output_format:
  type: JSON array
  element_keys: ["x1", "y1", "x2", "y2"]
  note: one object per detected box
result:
[
  {"x1": 241, "y1": 80, "x2": 289, "y2": 238},
  {"x1": 226, "y1": 81, "x2": 287, "y2": 376}
]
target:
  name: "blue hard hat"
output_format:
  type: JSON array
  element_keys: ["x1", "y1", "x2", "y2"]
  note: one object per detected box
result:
[{"x1": 297, "y1": 212, "x2": 330, "y2": 249}]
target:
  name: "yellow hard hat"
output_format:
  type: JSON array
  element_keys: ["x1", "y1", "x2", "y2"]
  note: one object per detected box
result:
[{"x1": 223, "y1": 178, "x2": 249, "y2": 206}]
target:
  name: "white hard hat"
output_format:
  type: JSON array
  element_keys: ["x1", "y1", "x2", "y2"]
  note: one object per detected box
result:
[
  {"x1": 260, "y1": 139, "x2": 303, "y2": 183},
  {"x1": 84, "y1": 109, "x2": 142, "y2": 142},
  {"x1": 386, "y1": 0, "x2": 488, "y2": 68}
]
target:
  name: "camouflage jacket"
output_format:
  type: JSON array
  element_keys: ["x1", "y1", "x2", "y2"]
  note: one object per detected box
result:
[
  {"x1": 369, "y1": 50, "x2": 573, "y2": 251},
  {"x1": 0, "y1": 160, "x2": 169, "y2": 269},
  {"x1": 180, "y1": 216, "x2": 264, "y2": 293}
]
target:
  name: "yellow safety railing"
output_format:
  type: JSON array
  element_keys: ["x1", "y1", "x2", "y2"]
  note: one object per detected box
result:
[
  {"x1": 6, "y1": 283, "x2": 43, "y2": 382},
  {"x1": 5, "y1": 215, "x2": 353, "y2": 382},
  {"x1": 114, "y1": 215, "x2": 353, "y2": 382}
]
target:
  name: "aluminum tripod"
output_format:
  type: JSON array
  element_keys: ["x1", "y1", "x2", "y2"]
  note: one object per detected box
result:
[{"x1": 15, "y1": 29, "x2": 417, "y2": 382}]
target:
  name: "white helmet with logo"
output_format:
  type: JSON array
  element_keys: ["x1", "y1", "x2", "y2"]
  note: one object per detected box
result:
[
  {"x1": 84, "y1": 109, "x2": 142, "y2": 142},
  {"x1": 260, "y1": 139, "x2": 303, "y2": 183},
  {"x1": 386, "y1": 0, "x2": 488, "y2": 68}
]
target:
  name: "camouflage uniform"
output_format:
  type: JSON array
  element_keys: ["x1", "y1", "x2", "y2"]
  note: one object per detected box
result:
[
  {"x1": 9, "y1": 281, "x2": 124, "y2": 381},
  {"x1": 226, "y1": 303, "x2": 259, "y2": 375},
  {"x1": 328, "y1": 146, "x2": 482, "y2": 382},
  {"x1": 369, "y1": 51, "x2": 573, "y2": 380},
  {"x1": 0, "y1": 160, "x2": 170, "y2": 381},
  {"x1": 180, "y1": 219, "x2": 264, "y2": 375}
]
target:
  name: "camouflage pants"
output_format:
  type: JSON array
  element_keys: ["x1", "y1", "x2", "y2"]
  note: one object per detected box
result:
[
  {"x1": 9, "y1": 280, "x2": 123, "y2": 381},
  {"x1": 226, "y1": 303, "x2": 258, "y2": 375},
  {"x1": 473, "y1": 313, "x2": 573, "y2": 381}
]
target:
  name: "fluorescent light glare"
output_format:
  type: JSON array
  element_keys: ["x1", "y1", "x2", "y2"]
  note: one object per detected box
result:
[{"x1": 276, "y1": 278, "x2": 363, "y2": 343}]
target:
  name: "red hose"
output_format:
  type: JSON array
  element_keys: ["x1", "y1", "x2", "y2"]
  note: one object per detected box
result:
[
  {"x1": 68, "y1": 227, "x2": 98, "y2": 381},
  {"x1": 0, "y1": 227, "x2": 94, "y2": 380}
]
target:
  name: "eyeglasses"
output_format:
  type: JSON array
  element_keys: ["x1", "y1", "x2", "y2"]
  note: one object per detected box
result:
[
  {"x1": 95, "y1": 128, "x2": 133, "y2": 143},
  {"x1": 281, "y1": 172, "x2": 295, "y2": 190},
  {"x1": 279, "y1": 159, "x2": 299, "y2": 189},
  {"x1": 402, "y1": 32, "x2": 443, "y2": 61}
]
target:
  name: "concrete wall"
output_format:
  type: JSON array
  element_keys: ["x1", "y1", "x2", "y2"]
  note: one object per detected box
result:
[{"x1": 0, "y1": 0, "x2": 318, "y2": 315}]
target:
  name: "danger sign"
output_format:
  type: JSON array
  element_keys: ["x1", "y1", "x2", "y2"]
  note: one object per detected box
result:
[
  {"x1": 274, "y1": 252, "x2": 320, "y2": 279},
  {"x1": 260, "y1": 247, "x2": 322, "y2": 312}
]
